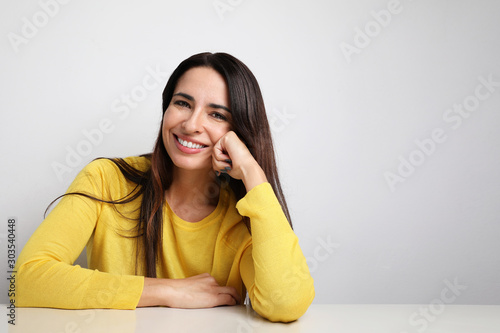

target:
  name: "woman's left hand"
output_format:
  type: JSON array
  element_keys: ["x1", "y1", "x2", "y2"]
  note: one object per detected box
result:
[{"x1": 212, "y1": 131, "x2": 268, "y2": 192}]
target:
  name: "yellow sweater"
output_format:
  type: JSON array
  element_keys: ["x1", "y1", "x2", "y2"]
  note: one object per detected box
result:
[{"x1": 15, "y1": 156, "x2": 314, "y2": 322}]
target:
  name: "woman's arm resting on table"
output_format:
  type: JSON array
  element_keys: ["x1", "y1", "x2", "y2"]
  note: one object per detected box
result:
[
  {"x1": 14, "y1": 159, "x2": 144, "y2": 309},
  {"x1": 214, "y1": 131, "x2": 315, "y2": 322},
  {"x1": 138, "y1": 273, "x2": 240, "y2": 308},
  {"x1": 237, "y1": 184, "x2": 315, "y2": 322}
]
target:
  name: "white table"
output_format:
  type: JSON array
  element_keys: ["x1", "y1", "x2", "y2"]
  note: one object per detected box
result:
[{"x1": 4, "y1": 304, "x2": 500, "y2": 332}]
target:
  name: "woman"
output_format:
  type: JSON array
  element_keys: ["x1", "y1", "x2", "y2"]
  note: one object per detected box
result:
[{"x1": 15, "y1": 52, "x2": 315, "y2": 322}]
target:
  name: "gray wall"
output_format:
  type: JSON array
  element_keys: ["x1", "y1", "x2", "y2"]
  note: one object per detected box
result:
[{"x1": 1, "y1": 0, "x2": 499, "y2": 305}]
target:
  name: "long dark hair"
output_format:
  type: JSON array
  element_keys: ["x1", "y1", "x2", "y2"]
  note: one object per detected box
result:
[{"x1": 47, "y1": 52, "x2": 292, "y2": 278}]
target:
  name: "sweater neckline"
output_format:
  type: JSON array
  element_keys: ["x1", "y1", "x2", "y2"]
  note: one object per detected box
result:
[{"x1": 164, "y1": 183, "x2": 228, "y2": 230}]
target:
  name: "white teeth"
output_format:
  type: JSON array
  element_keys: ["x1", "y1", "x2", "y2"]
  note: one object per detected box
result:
[{"x1": 177, "y1": 136, "x2": 204, "y2": 149}]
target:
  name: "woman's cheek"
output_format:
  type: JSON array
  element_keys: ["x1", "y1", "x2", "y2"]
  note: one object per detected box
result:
[{"x1": 212, "y1": 126, "x2": 231, "y2": 144}]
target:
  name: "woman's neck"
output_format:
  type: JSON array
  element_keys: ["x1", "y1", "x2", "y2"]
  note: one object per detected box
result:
[{"x1": 166, "y1": 167, "x2": 220, "y2": 208}]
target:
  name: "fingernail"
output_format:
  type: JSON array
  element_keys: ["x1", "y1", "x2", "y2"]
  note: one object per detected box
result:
[
  {"x1": 224, "y1": 166, "x2": 231, "y2": 172},
  {"x1": 225, "y1": 159, "x2": 232, "y2": 164}
]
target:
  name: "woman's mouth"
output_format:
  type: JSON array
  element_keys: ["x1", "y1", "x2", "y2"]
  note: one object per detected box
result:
[{"x1": 174, "y1": 134, "x2": 208, "y2": 153}]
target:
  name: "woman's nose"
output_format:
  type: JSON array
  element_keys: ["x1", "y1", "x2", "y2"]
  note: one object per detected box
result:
[{"x1": 182, "y1": 109, "x2": 203, "y2": 133}]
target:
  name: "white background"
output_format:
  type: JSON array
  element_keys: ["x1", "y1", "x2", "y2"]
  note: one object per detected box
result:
[{"x1": 1, "y1": 0, "x2": 499, "y2": 307}]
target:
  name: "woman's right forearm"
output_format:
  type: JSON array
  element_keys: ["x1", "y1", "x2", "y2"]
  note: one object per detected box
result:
[
  {"x1": 137, "y1": 277, "x2": 168, "y2": 307},
  {"x1": 15, "y1": 258, "x2": 143, "y2": 309},
  {"x1": 137, "y1": 273, "x2": 240, "y2": 308}
]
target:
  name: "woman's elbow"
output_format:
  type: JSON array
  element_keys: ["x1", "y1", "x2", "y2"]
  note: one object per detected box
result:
[
  {"x1": 12, "y1": 257, "x2": 59, "y2": 307},
  {"x1": 253, "y1": 283, "x2": 315, "y2": 323}
]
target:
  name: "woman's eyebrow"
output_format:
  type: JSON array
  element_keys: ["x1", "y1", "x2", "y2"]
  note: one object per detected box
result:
[
  {"x1": 173, "y1": 92, "x2": 231, "y2": 113},
  {"x1": 208, "y1": 103, "x2": 231, "y2": 113},
  {"x1": 173, "y1": 92, "x2": 194, "y2": 101}
]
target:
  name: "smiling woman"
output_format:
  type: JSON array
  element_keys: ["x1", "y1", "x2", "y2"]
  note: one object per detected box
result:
[
  {"x1": 13, "y1": 52, "x2": 315, "y2": 323},
  {"x1": 163, "y1": 67, "x2": 233, "y2": 173}
]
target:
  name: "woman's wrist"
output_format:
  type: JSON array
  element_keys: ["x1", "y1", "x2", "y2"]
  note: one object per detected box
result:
[
  {"x1": 138, "y1": 277, "x2": 170, "y2": 307},
  {"x1": 241, "y1": 162, "x2": 268, "y2": 192}
]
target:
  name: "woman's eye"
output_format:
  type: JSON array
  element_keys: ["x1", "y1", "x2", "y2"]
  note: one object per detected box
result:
[
  {"x1": 211, "y1": 112, "x2": 227, "y2": 121},
  {"x1": 174, "y1": 100, "x2": 190, "y2": 108}
]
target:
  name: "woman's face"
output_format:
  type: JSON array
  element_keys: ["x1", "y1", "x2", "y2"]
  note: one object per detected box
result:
[{"x1": 162, "y1": 66, "x2": 232, "y2": 172}]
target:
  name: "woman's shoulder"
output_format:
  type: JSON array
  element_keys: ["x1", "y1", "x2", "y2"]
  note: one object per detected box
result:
[
  {"x1": 68, "y1": 155, "x2": 151, "y2": 196},
  {"x1": 83, "y1": 155, "x2": 151, "y2": 174},
  {"x1": 121, "y1": 155, "x2": 152, "y2": 172},
  {"x1": 73, "y1": 155, "x2": 151, "y2": 187}
]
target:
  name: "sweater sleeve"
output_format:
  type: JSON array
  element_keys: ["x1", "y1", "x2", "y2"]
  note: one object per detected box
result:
[
  {"x1": 236, "y1": 182, "x2": 315, "y2": 322},
  {"x1": 14, "y1": 159, "x2": 144, "y2": 309}
]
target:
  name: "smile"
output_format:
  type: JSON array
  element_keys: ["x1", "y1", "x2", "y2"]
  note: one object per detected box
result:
[{"x1": 175, "y1": 135, "x2": 207, "y2": 149}]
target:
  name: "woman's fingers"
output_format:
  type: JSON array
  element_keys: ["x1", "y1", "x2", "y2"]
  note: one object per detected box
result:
[
  {"x1": 198, "y1": 274, "x2": 240, "y2": 305},
  {"x1": 212, "y1": 135, "x2": 231, "y2": 176},
  {"x1": 217, "y1": 285, "x2": 241, "y2": 305},
  {"x1": 161, "y1": 273, "x2": 241, "y2": 308},
  {"x1": 212, "y1": 131, "x2": 255, "y2": 180},
  {"x1": 217, "y1": 292, "x2": 238, "y2": 306}
]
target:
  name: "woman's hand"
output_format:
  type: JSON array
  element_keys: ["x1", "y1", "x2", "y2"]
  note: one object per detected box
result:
[
  {"x1": 212, "y1": 131, "x2": 268, "y2": 192},
  {"x1": 138, "y1": 273, "x2": 240, "y2": 308}
]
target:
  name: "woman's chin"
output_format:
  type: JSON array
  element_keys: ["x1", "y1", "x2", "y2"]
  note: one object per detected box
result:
[{"x1": 171, "y1": 159, "x2": 212, "y2": 174}]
